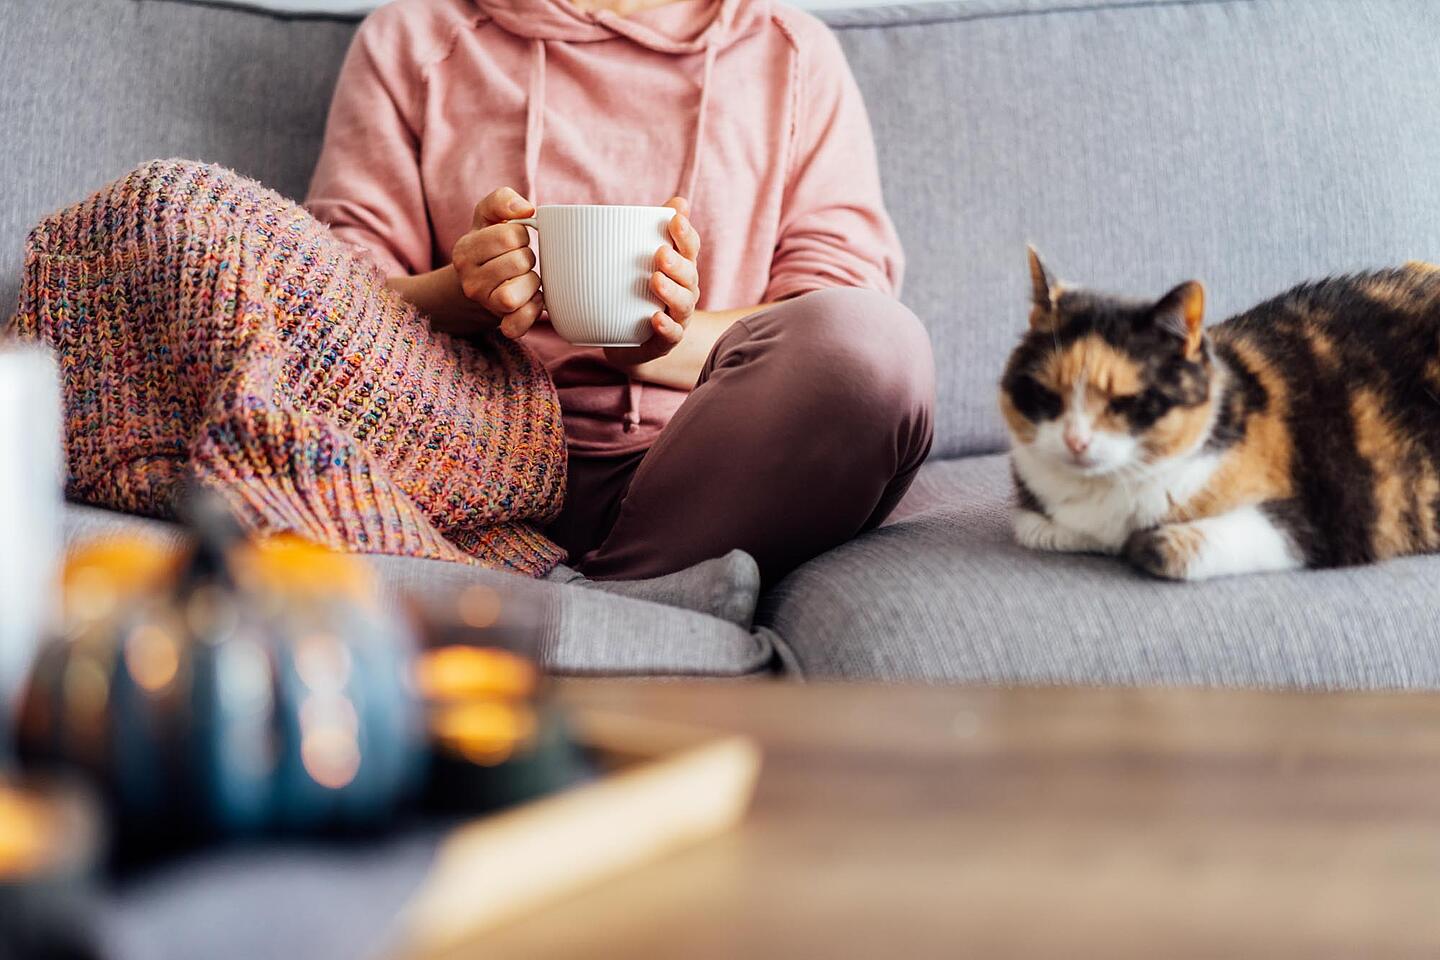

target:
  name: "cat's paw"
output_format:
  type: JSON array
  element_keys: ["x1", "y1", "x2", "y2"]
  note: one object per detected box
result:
[
  {"x1": 1123, "y1": 525, "x2": 1205, "y2": 581},
  {"x1": 1014, "y1": 510, "x2": 1106, "y2": 554}
]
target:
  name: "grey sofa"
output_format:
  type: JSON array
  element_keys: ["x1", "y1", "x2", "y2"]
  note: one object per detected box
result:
[{"x1": 7, "y1": 0, "x2": 1440, "y2": 687}]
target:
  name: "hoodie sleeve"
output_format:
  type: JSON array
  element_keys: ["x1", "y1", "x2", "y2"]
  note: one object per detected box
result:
[
  {"x1": 764, "y1": 23, "x2": 904, "y2": 303},
  {"x1": 305, "y1": 9, "x2": 434, "y2": 278}
]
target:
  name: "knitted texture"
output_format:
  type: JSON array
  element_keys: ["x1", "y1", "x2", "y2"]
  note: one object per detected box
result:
[{"x1": 10, "y1": 160, "x2": 568, "y2": 575}]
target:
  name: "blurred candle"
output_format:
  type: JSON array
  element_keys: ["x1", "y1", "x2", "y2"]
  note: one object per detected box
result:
[{"x1": 0, "y1": 348, "x2": 63, "y2": 737}]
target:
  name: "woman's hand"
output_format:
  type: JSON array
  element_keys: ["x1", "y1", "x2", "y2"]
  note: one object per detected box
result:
[
  {"x1": 604, "y1": 197, "x2": 701, "y2": 367},
  {"x1": 452, "y1": 187, "x2": 545, "y2": 339}
]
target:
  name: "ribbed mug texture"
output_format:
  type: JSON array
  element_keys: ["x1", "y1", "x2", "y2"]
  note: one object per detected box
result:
[{"x1": 522, "y1": 205, "x2": 673, "y2": 347}]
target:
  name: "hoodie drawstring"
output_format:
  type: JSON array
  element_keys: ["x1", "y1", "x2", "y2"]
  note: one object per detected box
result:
[
  {"x1": 625, "y1": 46, "x2": 716, "y2": 432},
  {"x1": 624, "y1": 380, "x2": 643, "y2": 432},
  {"x1": 680, "y1": 44, "x2": 717, "y2": 201},
  {"x1": 620, "y1": 44, "x2": 714, "y2": 432},
  {"x1": 524, "y1": 38, "x2": 547, "y2": 205}
]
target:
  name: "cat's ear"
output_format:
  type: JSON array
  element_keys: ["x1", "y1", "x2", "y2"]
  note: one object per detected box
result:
[
  {"x1": 1027, "y1": 245, "x2": 1061, "y2": 330},
  {"x1": 1153, "y1": 280, "x2": 1206, "y2": 357}
]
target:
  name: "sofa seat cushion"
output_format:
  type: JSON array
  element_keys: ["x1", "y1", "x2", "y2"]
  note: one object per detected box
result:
[
  {"x1": 762, "y1": 456, "x2": 1440, "y2": 687},
  {"x1": 62, "y1": 505, "x2": 775, "y2": 678}
]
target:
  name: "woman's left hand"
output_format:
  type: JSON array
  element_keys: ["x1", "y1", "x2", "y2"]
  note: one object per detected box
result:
[{"x1": 604, "y1": 197, "x2": 701, "y2": 367}]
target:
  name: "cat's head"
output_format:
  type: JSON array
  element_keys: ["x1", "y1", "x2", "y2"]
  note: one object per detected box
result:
[{"x1": 1000, "y1": 248, "x2": 1214, "y2": 477}]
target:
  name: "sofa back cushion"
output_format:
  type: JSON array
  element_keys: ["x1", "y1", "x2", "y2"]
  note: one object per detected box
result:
[
  {"x1": 1, "y1": 0, "x2": 354, "y2": 311},
  {"x1": 6, "y1": 0, "x2": 1440, "y2": 456},
  {"x1": 836, "y1": 0, "x2": 1440, "y2": 455}
]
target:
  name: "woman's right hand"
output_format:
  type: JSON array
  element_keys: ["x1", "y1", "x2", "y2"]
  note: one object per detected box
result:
[{"x1": 452, "y1": 187, "x2": 544, "y2": 339}]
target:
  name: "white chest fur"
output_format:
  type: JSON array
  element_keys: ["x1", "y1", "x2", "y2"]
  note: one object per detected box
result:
[{"x1": 1012, "y1": 445, "x2": 1220, "y2": 551}]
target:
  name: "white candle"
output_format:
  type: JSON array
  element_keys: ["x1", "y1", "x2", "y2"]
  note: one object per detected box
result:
[{"x1": 0, "y1": 347, "x2": 62, "y2": 714}]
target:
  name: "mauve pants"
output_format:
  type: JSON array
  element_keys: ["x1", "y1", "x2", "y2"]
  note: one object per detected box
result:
[{"x1": 546, "y1": 288, "x2": 936, "y2": 584}]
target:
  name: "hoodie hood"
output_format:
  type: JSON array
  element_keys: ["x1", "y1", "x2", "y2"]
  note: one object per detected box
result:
[
  {"x1": 472, "y1": 0, "x2": 772, "y2": 211},
  {"x1": 471, "y1": 0, "x2": 773, "y2": 211},
  {"x1": 474, "y1": 0, "x2": 767, "y2": 53}
]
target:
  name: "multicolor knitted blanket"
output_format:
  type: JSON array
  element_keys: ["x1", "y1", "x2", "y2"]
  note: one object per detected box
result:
[{"x1": 9, "y1": 160, "x2": 567, "y2": 575}]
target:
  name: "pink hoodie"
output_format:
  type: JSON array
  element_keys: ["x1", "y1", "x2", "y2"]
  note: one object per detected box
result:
[{"x1": 306, "y1": 0, "x2": 903, "y2": 455}]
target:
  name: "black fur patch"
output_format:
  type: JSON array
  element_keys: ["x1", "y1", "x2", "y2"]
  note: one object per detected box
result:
[
  {"x1": 1123, "y1": 528, "x2": 1172, "y2": 580},
  {"x1": 1222, "y1": 292, "x2": 1386, "y2": 567},
  {"x1": 1207, "y1": 341, "x2": 1267, "y2": 452},
  {"x1": 1259, "y1": 499, "x2": 1318, "y2": 566},
  {"x1": 1005, "y1": 373, "x2": 1062, "y2": 422}
]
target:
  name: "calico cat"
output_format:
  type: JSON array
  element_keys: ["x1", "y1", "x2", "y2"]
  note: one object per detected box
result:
[{"x1": 1000, "y1": 248, "x2": 1440, "y2": 581}]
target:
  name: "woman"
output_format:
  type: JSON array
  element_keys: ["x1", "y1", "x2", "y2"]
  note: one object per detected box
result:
[{"x1": 306, "y1": 0, "x2": 936, "y2": 586}]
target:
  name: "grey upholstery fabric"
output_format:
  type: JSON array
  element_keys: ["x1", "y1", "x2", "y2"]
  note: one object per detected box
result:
[
  {"x1": 0, "y1": 0, "x2": 355, "y2": 315},
  {"x1": 63, "y1": 505, "x2": 775, "y2": 677},
  {"x1": 765, "y1": 455, "x2": 1440, "y2": 686},
  {"x1": 833, "y1": 0, "x2": 1440, "y2": 455},
  {"x1": 10, "y1": 0, "x2": 1440, "y2": 456}
]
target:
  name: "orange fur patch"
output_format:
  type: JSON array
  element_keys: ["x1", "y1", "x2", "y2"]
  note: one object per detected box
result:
[
  {"x1": 1363, "y1": 276, "x2": 1415, "y2": 308},
  {"x1": 998, "y1": 391, "x2": 1036, "y2": 443},
  {"x1": 1360, "y1": 268, "x2": 1440, "y2": 312},
  {"x1": 1425, "y1": 356, "x2": 1440, "y2": 395},
  {"x1": 1416, "y1": 460, "x2": 1440, "y2": 553},
  {"x1": 1034, "y1": 336, "x2": 1143, "y2": 416},
  {"x1": 1307, "y1": 327, "x2": 1340, "y2": 374},
  {"x1": 1349, "y1": 388, "x2": 1426, "y2": 558},
  {"x1": 1141, "y1": 397, "x2": 1213, "y2": 461},
  {"x1": 1168, "y1": 335, "x2": 1293, "y2": 522}
]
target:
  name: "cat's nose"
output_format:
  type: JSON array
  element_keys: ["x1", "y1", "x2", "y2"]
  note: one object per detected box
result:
[{"x1": 1064, "y1": 431, "x2": 1090, "y2": 456}]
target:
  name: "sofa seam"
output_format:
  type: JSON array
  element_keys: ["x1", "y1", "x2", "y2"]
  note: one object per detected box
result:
[
  {"x1": 134, "y1": 0, "x2": 365, "y2": 22},
  {"x1": 139, "y1": 0, "x2": 1260, "y2": 28},
  {"x1": 823, "y1": 0, "x2": 1258, "y2": 33},
  {"x1": 759, "y1": 625, "x2": 807, "y2": 679}
]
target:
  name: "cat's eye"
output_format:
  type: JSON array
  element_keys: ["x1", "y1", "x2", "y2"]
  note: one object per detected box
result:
[
  {"x1": 1121, "y1": 388, "x2": 1174, "y2": 427},
  {"x1": 1008, "y1": 375, "x2": 1063, "y2": 421},
  {"x1": 1107, "y1": 394, "x2": 1138, "y2": 416}
]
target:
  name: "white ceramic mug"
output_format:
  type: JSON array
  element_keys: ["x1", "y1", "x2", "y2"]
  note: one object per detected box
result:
[{"x1": 514, "y1": 204, "x2": 674, "y2": 348}]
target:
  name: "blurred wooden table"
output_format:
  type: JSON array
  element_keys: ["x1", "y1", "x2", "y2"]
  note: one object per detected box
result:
[{"x1": 443, "y1": 680, "x2": 1440, "y2": 959}]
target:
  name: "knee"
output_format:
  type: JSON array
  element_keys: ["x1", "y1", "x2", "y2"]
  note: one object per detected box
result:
[
  {"x1": 761, "y1": 288, "x2": 935, "y2": 429},
  {"x1": 112, "y1": 160, "x2": 253, "y2": 215},
  {"x1": 118, "y1": 159, "x2": 213, "y2": 193}
]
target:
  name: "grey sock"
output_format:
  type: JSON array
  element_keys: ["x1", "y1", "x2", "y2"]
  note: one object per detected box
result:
[{"x1": 545, "y1": 550, "x2": 762, "y2": 628}]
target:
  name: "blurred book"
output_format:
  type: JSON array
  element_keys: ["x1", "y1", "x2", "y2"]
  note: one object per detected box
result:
[{"x1": 399, "y1": 710, "x2": 762, "y2": 959}]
